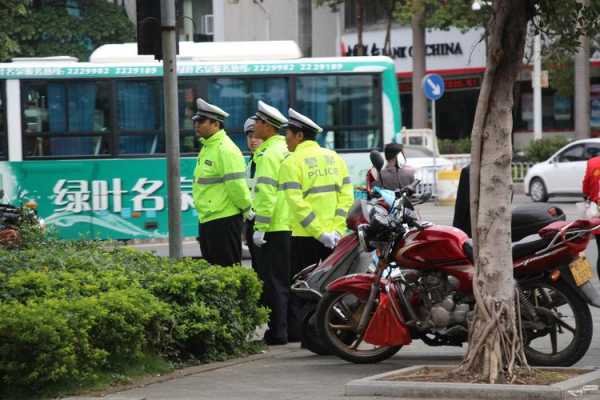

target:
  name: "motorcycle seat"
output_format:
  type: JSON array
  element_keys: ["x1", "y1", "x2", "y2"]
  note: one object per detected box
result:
[{"x1": 462, "y1": 235, "x2": 553, "y2": 264}]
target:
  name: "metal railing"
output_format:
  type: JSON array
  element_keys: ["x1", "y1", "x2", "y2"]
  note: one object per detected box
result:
[
  {"x1": 512, "y1": 162, "x2": 535, "y2": 182},
  {"x1": 443, "y1": 154, "x2": 534, "y2": 183}
]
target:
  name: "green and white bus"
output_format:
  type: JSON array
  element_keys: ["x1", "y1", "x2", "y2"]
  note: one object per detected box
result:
[{"x1": 0, "y1": 41, "x2": 402, "y2": 240}]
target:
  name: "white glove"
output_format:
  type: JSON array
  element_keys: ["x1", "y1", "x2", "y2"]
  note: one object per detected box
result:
[
  {"x1": 253, "y1": 230, "x2": 267, "y2": 247},
  {"x1": 319, "y1": 232, "x2": 337, "y2": 249},
  {"x1": 333, "y1": 232, "x2": 342, "y2": 246},
  {"x1": 244, "y1": 209, "x2": 255, "y2": 221}
]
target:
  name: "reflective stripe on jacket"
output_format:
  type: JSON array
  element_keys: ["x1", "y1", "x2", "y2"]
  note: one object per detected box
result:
[
  {"x1": 192, "y1": 129, "x2": 252, "y2": 223},
  {"x1": 253, "y1": 135, "x2": 290, "y2": 232},
  {"x1": 278, "y1": 140, "x2": 353, "y2": 238}
]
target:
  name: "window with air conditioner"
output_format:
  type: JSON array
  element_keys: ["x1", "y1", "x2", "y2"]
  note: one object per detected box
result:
[{"x1": 199, "y1": 14, "x2": 214, "y2": 35}]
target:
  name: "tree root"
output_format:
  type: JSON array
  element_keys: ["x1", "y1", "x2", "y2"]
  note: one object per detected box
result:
[{"x1": 457, "y1": 288, "x2": 529, "y2": 383}]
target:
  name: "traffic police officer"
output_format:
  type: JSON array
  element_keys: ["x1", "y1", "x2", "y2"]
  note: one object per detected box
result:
[
  {"x1": 279, "y1": 108, "x2": 354, "y2": 338},
  {"x1": 244, "y1": 116, "x2": 262, "y2": 274},
  {"x1": 252, "y1": 100, "x2": 291, "y2": 345},
  {"x1": 192, "y1": 98, "x2": 252, "y2": 267}
]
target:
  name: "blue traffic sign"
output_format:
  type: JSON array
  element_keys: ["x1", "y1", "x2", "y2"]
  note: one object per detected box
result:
[{"x1": 422, "y1": 73, "x2": 445, "y2": 101}]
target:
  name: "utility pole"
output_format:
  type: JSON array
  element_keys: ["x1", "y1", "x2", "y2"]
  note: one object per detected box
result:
[
  {"x1": 161, "y1": 0, "x2": 182, "y2": 259},
  {"x1": 532, "y1": 27, "x2": 542, "y2": 140}
]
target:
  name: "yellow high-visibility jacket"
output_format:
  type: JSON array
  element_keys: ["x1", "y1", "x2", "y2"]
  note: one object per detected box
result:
[
  {"x1": 278, "y1": 140, "x2": 353, "y2": 238},
  {"x1": 192, "y1": 129, "x2": 252, "y2": 223},
  {"x1": 253, "y1": 135, "x2": 290, "y2": 232}
]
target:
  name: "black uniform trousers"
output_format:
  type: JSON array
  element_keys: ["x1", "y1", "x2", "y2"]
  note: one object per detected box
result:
[
  {"x1": 198, "y1": 213, "x2": 243, "y2": 267},
  {"x1": 288, "y1": 236, "x2": 333, "y2": 340},
  {"x1": 244, "y1": 219, "x2": 259, "y2": 272},
  {"x1": 256, "y1": 231, "x2": 291, "y2": 343},
  {"x1": 244, "y1": 219, "x2": 266, "y2": 307}
]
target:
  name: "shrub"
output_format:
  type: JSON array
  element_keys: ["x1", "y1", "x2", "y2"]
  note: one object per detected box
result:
[
  {"x1": 438, "y1": 138, "x2": 471, "y2": 154},
  {"x1": 524, "y1": 136, "x2": 569, "y2": 162},
  {"x1": 0, "y1": 237, "x2": 267, "y2": 396},
  {"x1": 0, "y1": 289, "x2": 170, "y2": 392}
]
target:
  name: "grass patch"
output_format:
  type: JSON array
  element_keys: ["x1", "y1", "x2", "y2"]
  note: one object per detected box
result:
[{"x1": 2, "y1": 354, "x2": 173, "y2": 400}]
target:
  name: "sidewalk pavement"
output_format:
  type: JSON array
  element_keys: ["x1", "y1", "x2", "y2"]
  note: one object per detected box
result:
[
  {"x1": 66, "y1": 343, "x2": 467, "y2": 400},
  {"x1": 65, "y1": 333, "x2": 600, "y2": 400}
]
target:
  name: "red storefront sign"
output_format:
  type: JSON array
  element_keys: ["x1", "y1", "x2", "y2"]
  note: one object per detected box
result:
[{"x1": 399, "y1": 76, "x2": 481, "y2": 93}]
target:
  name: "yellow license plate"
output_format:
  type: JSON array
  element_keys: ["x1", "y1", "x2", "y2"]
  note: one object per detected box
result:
[{"x1": 569, "y1": 257, "x2": 593, "y2": 287}]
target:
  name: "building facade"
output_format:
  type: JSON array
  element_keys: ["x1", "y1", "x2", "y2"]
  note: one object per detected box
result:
[
  {"x1": 121, "y1": 0, "x2": 600, "y2": 149},
  {"x1": 338, "y1": 2, "x2": 600, "y2": 149}
]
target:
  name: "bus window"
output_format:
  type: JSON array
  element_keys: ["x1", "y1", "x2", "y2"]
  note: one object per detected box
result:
[
  {"x1": 0, "y1": 81, "x2": 6, "y2": 160},
  {"x1": 296, "y1": 74, "x2": 381, "y2": 150},
  {"x1": 179, "y1": 78, "x2": 206, "y2": 154},
  {"x1": 22, "y1": 80, "x2": 111, "y2": 158},
  {"x1": 208, "y1": 77, "x2": 288, "y2": 151},
  {"x1": 116, "y1": 80, "x2": 164, "y2": 155}
]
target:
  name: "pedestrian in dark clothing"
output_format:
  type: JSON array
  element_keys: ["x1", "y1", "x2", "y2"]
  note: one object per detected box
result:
[
  {"x1": 453, "y1": 164, "x2": 471, "y2": 237},
  {"x1": 374, "y1": 143, "x2": 416, "y2": 190}
]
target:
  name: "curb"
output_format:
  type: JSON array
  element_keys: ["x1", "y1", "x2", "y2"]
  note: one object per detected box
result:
[
  {"x1": 345, "y1": 365, "x2": 600, "y2": 400},
  {"x1": 64, "y1": 345, "x2": 301, "y2": 400}
]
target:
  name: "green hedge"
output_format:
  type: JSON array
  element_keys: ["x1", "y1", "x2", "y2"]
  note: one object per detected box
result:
[
  {"x1": 524, "y1": 136, "x2": 570, "y2": 162},
  {"x1": 0, "y1": 237, "x2": 268, "y2": 396},
  {"x1": 438, "y1": 138, "x2": 471, "y2": 154}
]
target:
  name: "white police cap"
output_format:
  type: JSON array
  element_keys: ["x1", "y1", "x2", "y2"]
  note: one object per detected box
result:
[
  {"x1": 244, "y1": 116, "x2": 257, "y2": 134},
  {"x1": 287, "y1": 108, "x2": 322, "y2": 133},
  {"x1": 192, "y1": 98, "x2": 230, "y2": 123},
  {"x1": 255, "y1": 100, "x2": 288, "y2": 129}
]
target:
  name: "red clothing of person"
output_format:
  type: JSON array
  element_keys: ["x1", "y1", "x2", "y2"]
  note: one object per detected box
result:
[{"x1": 582, "y1": 156, "x2": 600, "y2": 202}]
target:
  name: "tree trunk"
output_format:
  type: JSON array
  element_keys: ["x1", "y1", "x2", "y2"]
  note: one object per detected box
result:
[
  {"x1": 411, "y1": 0, "x2": 427, "y2": 129},
  {"x1": 356, "y1": 0, "x2": 365, "y2": 56},
  {"x1": 574, "y1": 0, "x2": 591, "y2": 140},
  {"x1": 459, "y1": 0, "x2": 530, "y2": 383},
  {"x1": 298, "y1": 0, "x2": 312, "y2": 57},
  {"x1": 382, "y1": 0, "x2": 396, "y2": 56}
]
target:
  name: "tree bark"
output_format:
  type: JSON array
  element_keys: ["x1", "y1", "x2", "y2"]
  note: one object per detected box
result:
[
  {"x1": 459, "y1": 0, "x2": 530, "y2": 383},
  {"x1": 411, "y1": 0, "x2": 427, "y2": 129}
]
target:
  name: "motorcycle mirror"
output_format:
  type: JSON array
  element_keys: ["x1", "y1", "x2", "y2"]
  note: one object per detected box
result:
[{"x1": 369, "y1": 150, "x2": 385, "y2": 173}]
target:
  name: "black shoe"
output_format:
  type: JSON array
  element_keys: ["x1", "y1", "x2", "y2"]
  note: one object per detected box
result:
[
  {"x1": 287, "y1": 335, "x2": 301, "y2": 343},
  {"x1": 263, "y1": 331, "x2": 288, "y2": 345},
  {"x1": 265, "y1": 337, "x2": 288, "y2": 345}
]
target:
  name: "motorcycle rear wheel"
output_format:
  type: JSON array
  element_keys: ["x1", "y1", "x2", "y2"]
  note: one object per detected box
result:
[
  {"x1": 316, "y1": 290, "x2": 402, "y2": 364},
  {"x1": 521, "y1": 280, "x2": 592, "y2": 367}
]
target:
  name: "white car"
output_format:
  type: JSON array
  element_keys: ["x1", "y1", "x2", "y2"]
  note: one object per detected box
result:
[
  {"x1": 524, "y1": 138, "x2": 600, "y2": 202},
  {"x1": 401, "y1": 145, "x2": 454, "y2": 194}
]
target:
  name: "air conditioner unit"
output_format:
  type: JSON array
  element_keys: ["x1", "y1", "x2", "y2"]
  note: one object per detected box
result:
[{"x1": 199, "y1": 14, "x2": 214, "y2": 35}]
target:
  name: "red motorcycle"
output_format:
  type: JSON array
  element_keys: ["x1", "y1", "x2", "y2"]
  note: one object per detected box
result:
[{"x1": 315, "y1": 189, "x2": 600, "y2": 366}]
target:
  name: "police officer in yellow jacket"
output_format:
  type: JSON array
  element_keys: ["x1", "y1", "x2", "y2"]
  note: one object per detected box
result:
[
  {"x1": 252, "y1": 100, "x2": 291, "y2": 345},
  {"x1": 192, "y1": 98, "x2": 252, "y2": 267},
  {"x1": 279, "y1": 108, "x2": 354, "y2": 336}
]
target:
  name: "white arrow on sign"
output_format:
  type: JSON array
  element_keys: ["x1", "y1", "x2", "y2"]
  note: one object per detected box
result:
[{"x1": 427, "y1": 78, "x2": 441, "y2": 96}]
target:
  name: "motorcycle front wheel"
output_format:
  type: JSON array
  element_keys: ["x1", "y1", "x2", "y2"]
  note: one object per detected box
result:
[
  {"x1": 316, "y1": 290, "x2": 402, "y2": 364},
  {"x1": 520, "y1": 280, "x2": 593, "y2": 367}
]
